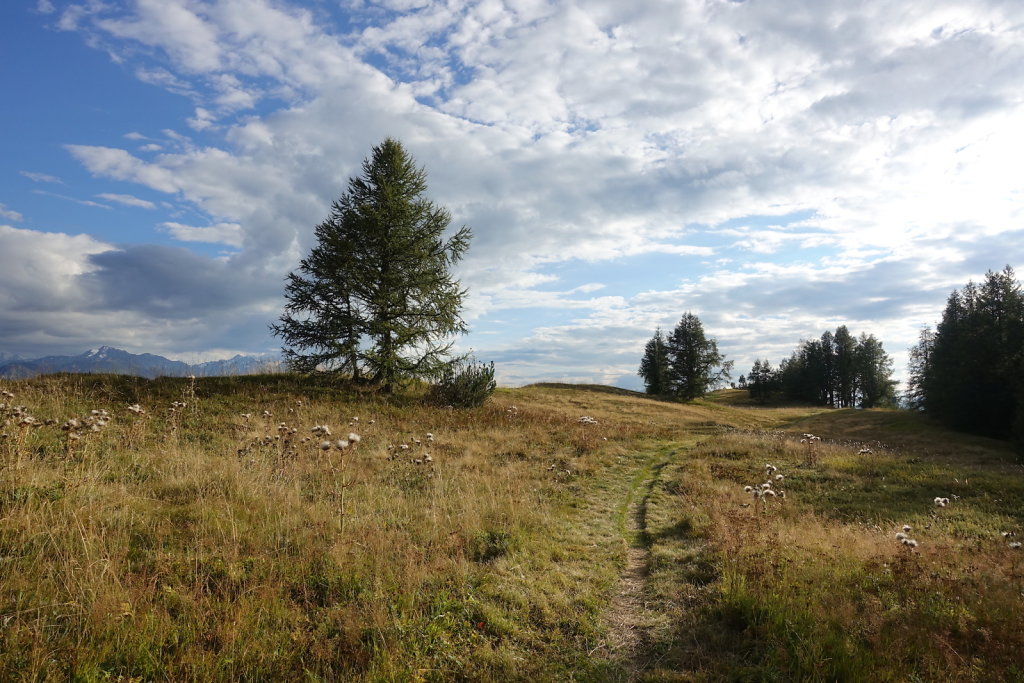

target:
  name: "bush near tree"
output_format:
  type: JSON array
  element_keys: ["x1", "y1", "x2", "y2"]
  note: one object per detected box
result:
[{"x1": 427, "y1": 358, "x2": 496, "y2": 408}]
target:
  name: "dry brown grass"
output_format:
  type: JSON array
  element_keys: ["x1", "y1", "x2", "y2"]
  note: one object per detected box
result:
[
  {"x1": 638, "y1": 414, "x2": 1024, "y2": 681},
  {"x1": 4, "y1": 377, "x2": 1021, "y2": 681},
  {"x1": 0, "y1": 376, "x2": 739, "y2": 681}
]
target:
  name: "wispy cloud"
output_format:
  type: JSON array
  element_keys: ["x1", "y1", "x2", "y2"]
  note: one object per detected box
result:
[
  {"x1": 97, "y1": 193, "x2": 157, "y2": 209},
  {"x1": 0, "y1": 204, "x2": 24, "y2": 222},
  {"x1": 20, "y1": 171, "x2": 63, "y2": 184},
  {"x1": 32, "y1": 190, "x2": 110, "y2": 209}
]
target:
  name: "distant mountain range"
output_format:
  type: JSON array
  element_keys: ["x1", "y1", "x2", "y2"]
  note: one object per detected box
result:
[{"x1": 0, "y1": 346, "x2": 283, "y2": 380}]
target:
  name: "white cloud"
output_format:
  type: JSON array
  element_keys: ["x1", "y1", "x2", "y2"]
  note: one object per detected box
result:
[
  {"x1": 20, "y1": 171, "x2": 63, "y2": 183},
  {"x1": 187, "y1": 107, "x2": 217, "y2": 131},
  {"x1": 97, "y1": 0, "x2": 223, "y2": 73},
  {"x1": 97, "y1": 193, "x2": 157, "y2": 209},
  {"x1": 160, "y1": 221, "x2": 243, "y2": 247},
  {"x1": 32, "y1": 190, "x2": 110, "y2": 209},
  {"x1": 0, "y1": 204, "x2": 23, "y2": 222},
  {"x1": 0, "y1": 224, "x2": 284, "y2": 358},
  {"x1": 134, "y1": 66, "x2": 196, "y2": 97},
  {"x1": 66, "y1": 145, "x2": 180, "y2": 193},
  {"x1": 0, "y1": 225, "x2": 112, "y2": 310},
  {"x1": 29, "y1": 0, "x2": 1024, "y2": 385}
]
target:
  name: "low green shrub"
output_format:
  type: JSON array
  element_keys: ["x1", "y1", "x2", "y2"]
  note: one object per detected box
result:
[{"x1": 429, "y1": 358, "x2": 496, "y2": 408}]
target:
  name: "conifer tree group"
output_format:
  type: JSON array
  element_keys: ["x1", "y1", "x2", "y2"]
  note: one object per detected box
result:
[
  {"x1": 638, "y1": 314, "x2": 732, "y2": 399},
  {"x1": 908, "y1": 266, "x2": 1023, "y2": 447},
  {"x1": 639, "y1": 316, "x2": 897, "y2": 408},
  {"x1": 747, "y1": 326, "x2": 897, "y2": 408}
]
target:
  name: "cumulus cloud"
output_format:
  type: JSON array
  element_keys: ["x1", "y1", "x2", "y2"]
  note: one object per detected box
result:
[
  {"x1": 66, "y1": 145, "x2": 180, "y2": 193},
  {"x1": 82, "y1": 244, "x2": 279, "y2": 317},
  {"x1": 0, "y1": 225, "x2": 112, "y2": 314},
  {"x1": 17, "y1": 0, "x2": 1024, "y2": 385},
  {"x1": 160, "y1": 221, "x2": 243, "y2": 247},
  {"x1": 0, "y1": 225, "x2": 283, "y2": 358},
  {"x1": 187, "y1": 107, "x2": 217, "y2": 131}
]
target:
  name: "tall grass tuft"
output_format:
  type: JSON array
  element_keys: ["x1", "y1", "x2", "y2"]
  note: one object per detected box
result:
[{"x1": 428, "y1": 358, "x2": 496, "y2": 408}]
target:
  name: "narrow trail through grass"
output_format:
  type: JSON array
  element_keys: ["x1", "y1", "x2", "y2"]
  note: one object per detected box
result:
[{"x1": 597, "y1": 440, "x2": 699, "y2": 679}]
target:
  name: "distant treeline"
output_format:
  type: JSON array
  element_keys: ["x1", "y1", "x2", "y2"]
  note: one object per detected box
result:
[
  {"x1": 648, "y1": 267, "x2": 1022, "y2": 449},
  {"x1": 742, "y1": 326, "x2": 897, "y2": 408},
  {"x1": 907, "y1": 266, "x2": 1023, "y2": 446},
  {"x1": 639, "y1": 315, "x2": 895, "y2": 407}
]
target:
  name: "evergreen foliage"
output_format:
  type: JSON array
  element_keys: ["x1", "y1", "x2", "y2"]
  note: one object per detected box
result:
[
  {"x1": 909, "y1": 266, "x2": 1024, "y2": 444},
  {"x1": 639, "y1": 314, "x2": 731, "y2": 400},
  {"x1": 638, "y1": 328, "x2": 670, "y2": 395},
  {"x1": 761, "y1": 326, "x2": 896, "y2": 408},
  {"x1": 273, "y1": 139, "x2": 472, "y2": 392},
  {"x1": 905, "y1": 327, "x2": 935, "y2": 410},
  {"x1": 854, "y1": 332, "x2": 896, "y2": 409},
  {"x1": 746, "y1": 359, "x2": 777, "y2": 403}
]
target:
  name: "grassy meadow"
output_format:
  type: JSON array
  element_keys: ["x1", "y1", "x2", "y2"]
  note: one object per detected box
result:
[{"x1": 1, "y1": 377, "x2": 1022, "y2": 681}]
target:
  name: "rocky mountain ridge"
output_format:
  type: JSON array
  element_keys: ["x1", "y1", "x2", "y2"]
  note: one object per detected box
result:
[{"x1": 0, "y1": 346, "x2": 282, "y2": 379}]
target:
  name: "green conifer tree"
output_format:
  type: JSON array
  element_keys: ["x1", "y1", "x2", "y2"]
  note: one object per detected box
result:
[
  {"x1": 664, "y1": 313, "x2": 732, "y2": 400},
  {"x1": 638, "y1": 328, "x2": 670, "y2": 395},
  {"x1": 273, "y1": 138, "x2": 472, "y2": 392}
]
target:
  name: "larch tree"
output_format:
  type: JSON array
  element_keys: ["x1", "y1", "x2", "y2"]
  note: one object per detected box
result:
[
  {"x1": 906, "y1": 326, "x2": 935, "y2": 410},
  {"x1": 273, "y1": 138, "x2": 472, "y2": 392},
  {"x1": 777, "y1": 326, "x2": 896, "y2": 408},
  {"x1": 638, "y1": 327, "x2": 670, "y2": 395},
  {"x1": 917, "y1": 266, "x2": 1024, "y2": 442},
  {"x1": 853, "y1": 333, "x2": 897, "y2": 408},
  {"x1": 664, "y1": 313, "x2": 733, "y2": 400},
  {"x1": 747, "y1": 358, "x2": 777, "y2": 404},
  {"x1": 834, "y1": 325, "x2": 857, "y2": 408}
]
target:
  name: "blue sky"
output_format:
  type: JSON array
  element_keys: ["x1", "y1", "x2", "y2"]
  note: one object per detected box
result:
[{"x1": 2, "y1": 0, "x2": 1023, "y2": 390}]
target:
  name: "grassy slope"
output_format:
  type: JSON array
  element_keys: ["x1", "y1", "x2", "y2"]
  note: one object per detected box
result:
[
  {"x1": 641, "y1": 393, "x2": 1024, "y2": 681},
  {"x1": 1, "y1": 378, "x2": 1022, "y2": 681}
]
